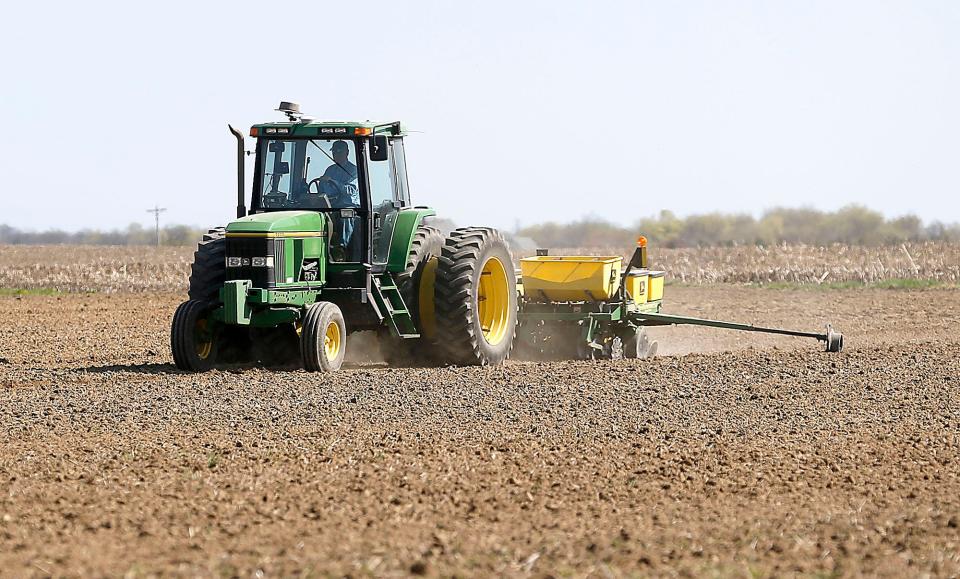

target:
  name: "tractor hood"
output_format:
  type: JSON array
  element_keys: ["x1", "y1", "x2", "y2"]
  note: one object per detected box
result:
[{"x1": 226, "y1": 211, "x2": 325, "y2": 234}]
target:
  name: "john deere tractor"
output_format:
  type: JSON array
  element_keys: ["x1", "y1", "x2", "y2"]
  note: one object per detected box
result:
[{"x1": 171, "y1": 102, "x2": 517, "y2": 372}]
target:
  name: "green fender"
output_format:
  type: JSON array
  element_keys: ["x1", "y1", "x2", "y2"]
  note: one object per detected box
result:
[{"x1": 386, "y1": 207, "x2": 437, "y2": 272}]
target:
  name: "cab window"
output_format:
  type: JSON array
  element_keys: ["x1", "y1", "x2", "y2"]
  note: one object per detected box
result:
[{"x1": 258, "y1": 139, "x2": 359, "y2": 210}]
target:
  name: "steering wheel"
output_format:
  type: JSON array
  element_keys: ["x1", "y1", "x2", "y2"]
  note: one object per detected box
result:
[
  {"x1": 308, "y1": 177, "x2": 344, "y2": 194},
  {"x1": 309, "y1": 178, "x2": 347, "y2": 209}
]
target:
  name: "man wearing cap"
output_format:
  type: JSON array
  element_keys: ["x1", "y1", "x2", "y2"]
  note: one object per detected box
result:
[
  {"x1": 317, "y1": 140, "x2": 359, "y2": 258},
  {"x1": 317, "y1": 140, "x2": 358, "y2": 206}
]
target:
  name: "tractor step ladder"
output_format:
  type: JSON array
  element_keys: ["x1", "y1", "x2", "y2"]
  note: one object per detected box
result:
[{"x1": 371, "y1": 274, "x2": 420, "y2": 338}]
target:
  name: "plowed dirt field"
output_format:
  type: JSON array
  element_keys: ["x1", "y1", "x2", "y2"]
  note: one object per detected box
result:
[{"x1": 1, "y1": 287, "x2": 958, "y2": 577}]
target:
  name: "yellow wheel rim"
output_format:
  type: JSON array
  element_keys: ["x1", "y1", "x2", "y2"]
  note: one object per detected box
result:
[
  {"x1": 418, "y1": 257, "x2": 439, "y2": 339},
  {"x1": 194, "y1": 318, "x2": 213, "y2": 360},
  {"x1": 477, "y1": 256, "x2": 510, "y2": 346},
  {"x1": 323, "y1": 320, "x2": 342, "y2": 359}
]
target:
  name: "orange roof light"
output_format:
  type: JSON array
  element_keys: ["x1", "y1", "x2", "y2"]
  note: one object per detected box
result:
[
  {"x1": 636, "y1": 235, "x2": 648, "y2": 248},
  {"x1": 250, "y1": 127, "x2": 259, "y2": 137},
  {"x1": 354, "y1": 127, "x2": 372, "y2": 136}
]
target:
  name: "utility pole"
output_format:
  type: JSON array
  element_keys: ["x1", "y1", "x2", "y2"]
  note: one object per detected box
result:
[{"x1": 146, "y1": 205, "x2": 167, "y2": 246}]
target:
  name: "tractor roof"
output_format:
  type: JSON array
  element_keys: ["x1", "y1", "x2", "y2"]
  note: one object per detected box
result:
[{"x1": 250, "y1": 120, "x2": 406, "y2": 139}]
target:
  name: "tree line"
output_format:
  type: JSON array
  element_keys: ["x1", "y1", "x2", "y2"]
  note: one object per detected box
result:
[
  {"x1": 1, "y1": 205, "x2": 958, "y2": 247},
  {"x1": 517, "y1": 206, "x2": 960, "y2": 248},
  {"x1": 0, "y1": 223, "x2": 205, "y2": 246}
]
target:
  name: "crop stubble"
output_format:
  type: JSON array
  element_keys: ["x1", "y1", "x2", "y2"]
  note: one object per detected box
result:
[
  {"x1": 0, "y1": 287, "x2": 958, "y2": 577},
  {"x1": 2, "y1": 242, "x2": 958, "y2": 293}
]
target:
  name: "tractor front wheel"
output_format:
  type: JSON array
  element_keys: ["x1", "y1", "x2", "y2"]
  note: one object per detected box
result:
[
  {"x1": 171, "y1": 300, "x2": 219, "y2": 371},
  {"x1": 300, "y1": 301, "x2": 347, "y2": 372}
]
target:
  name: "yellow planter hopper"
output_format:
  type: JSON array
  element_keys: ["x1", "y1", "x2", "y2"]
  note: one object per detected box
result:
[{"x1": 519, "y1": 255, "x2": 622, "y2": 302}]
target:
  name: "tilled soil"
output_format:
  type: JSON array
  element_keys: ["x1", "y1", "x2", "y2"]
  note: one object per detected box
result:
[{"x1": 1, "y1": 287, "x2": 958, "y2": 577}]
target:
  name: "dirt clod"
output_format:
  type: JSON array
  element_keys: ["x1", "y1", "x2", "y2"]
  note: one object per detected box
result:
[{"x1": 410, "y1": 560, "x2": 429, "y2": 575}]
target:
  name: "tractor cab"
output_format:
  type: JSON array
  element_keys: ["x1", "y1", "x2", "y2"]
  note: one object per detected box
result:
[{"x1": 248, "y1": 118, "x2": 410, "y2": 266}]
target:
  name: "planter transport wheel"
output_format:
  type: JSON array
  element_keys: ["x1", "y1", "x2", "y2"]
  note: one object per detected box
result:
[
  {"x1": 624, "y1": 327, "x2": 658, "y2": 359},
  {"x1": 825, "y1": 324, "x2": 844, "y2": 353}
]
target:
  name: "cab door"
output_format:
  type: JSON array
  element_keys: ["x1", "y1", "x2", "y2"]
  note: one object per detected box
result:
[{"x1": 367, "y1": 139, "x2": 402, "y2": 268}]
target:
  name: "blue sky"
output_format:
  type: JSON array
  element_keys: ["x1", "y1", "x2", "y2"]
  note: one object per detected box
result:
[{"x1": 1, "y1": 0, "x2": 957, "y2": 231}]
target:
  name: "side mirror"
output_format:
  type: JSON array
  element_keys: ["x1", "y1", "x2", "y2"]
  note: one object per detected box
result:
[{"x1": 370, "y1": 135, "x2": 389, "y2": 162}]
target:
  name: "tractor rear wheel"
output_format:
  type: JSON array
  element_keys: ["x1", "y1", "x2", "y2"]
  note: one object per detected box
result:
[
  {"x1": 216, "y1": 326, "x2": 252, "y2": 365},
  {"x1": 300, "y1": 301, "x2": 347, "y2": 372},
  {"x1": 188, "y1": 228, "x2": 226, "y2": 301},
  {"x1": 397, "y1": 225, "x2": 445, "y2": 339},
  {"x1": 185, "y1": 227, "x2": 252, "y2": 363},
  {"x1": 434, "y1": 227, "x2": 518, "y2": 366},
  {"x1": 253, "y1": 325, "x2": 301, "y2": 369},
  {"x1": 171, "y1": 299, "x2": 219, "y2": 371},
  {"x1": 380, "y1": 225, "x2": 445, "y2": 366}
]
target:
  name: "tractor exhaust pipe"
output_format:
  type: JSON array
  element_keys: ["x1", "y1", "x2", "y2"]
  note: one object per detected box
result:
[{"x1": 228, "y1": 125, "x2": 246, "y2": 218}]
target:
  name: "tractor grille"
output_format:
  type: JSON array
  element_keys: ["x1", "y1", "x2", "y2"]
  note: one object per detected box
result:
[{"x1": 225, "y1": 237, "x2": 285, "y2": 287}]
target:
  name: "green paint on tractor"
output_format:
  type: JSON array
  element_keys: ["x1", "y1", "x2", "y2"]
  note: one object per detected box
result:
[
  {"x1": 387, "y1": 208, "x2": 436, "y2": 272},
  {"x1": 226, "y1": 210, "x2": 325, "y2": 233}
]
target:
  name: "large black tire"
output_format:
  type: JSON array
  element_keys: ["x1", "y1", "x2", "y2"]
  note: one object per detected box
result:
[
  {"x1": 188, "y1": 228, "x2": 226, "y2": 301},
  {"x1": 396, "y1": 225, "x2": 445, "y2": 335},
  {"x1": 300, "y1": 302, "x2": 347, "y2": 372},
  {"x1": 216, "y1": 326, "x2": 252, "y2": 365},
  {"x1": 380, "y1": 225, "x2": 445, "y2": 365},
  {"x1": 171, "y1": 300, "x2": 218, "y2": 371},
  {"x1": 252, "y1": 325, "x2": 301, "y2": 369},
  {"x1": 433, "y1": 227, "x2": 518, "y2": 366},
  {"x1": 184, "y1": 227, "x2": 254, "y2": 364}
]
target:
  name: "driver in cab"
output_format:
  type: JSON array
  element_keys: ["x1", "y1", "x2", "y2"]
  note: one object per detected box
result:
[
  {"x1": 312, "y1": 140, "x2": 359, "y2": 259},
  {"x1": 316, "y1": 140, "x2": 358, "y2": 207}
]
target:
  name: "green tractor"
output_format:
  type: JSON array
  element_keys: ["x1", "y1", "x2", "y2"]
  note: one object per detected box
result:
[{"x1": 172, "y1": 102, "x2": 517, "y2": 372}]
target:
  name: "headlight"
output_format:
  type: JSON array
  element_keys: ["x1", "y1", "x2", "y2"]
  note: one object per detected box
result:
[{"x1": 227, "y1": 256, "x2": 272, "y2": 267}]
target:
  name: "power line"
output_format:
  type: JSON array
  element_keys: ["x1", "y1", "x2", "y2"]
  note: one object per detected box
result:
[{"x1": 146, "y1": 205, "x2": 167, "y2": 247}]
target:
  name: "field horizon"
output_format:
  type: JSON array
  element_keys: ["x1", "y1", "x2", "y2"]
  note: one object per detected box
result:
[{"x1": 1, "y1": 242, "x2": 957, "y2": 294}]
